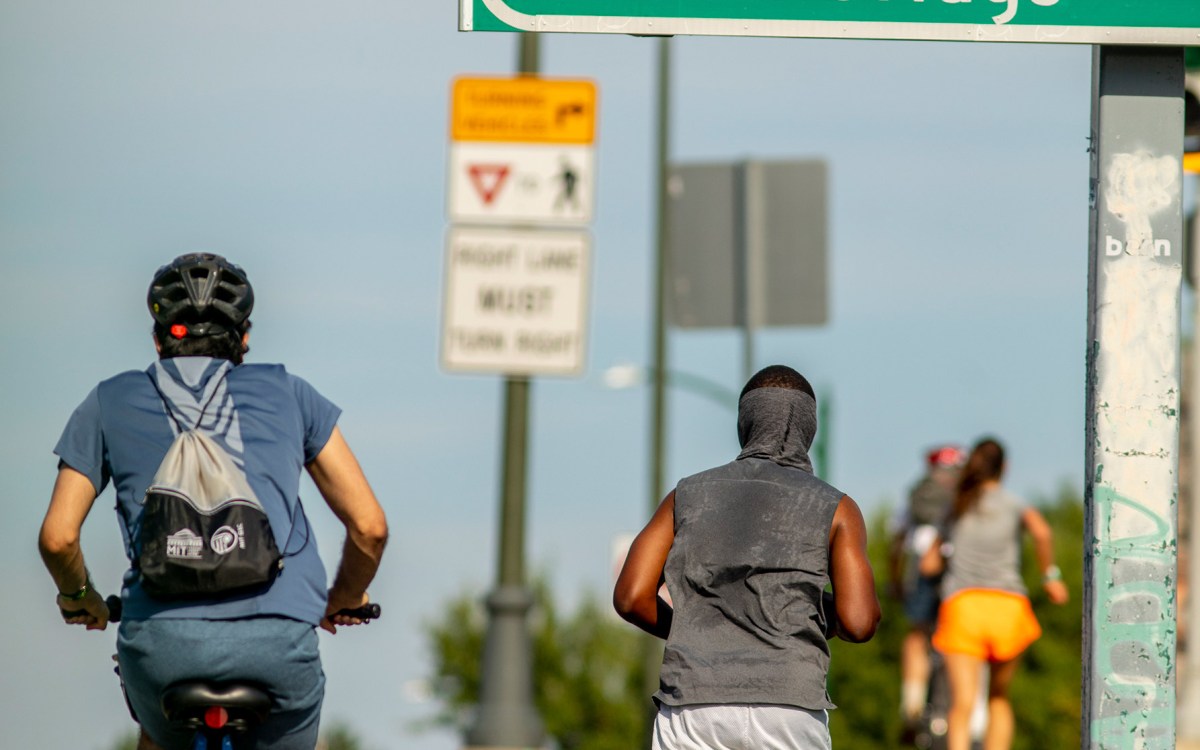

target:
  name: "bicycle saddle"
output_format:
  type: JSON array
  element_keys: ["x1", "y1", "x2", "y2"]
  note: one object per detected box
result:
[{"x1": 161, "y1": 681, "x2": 272, "y2": 724}]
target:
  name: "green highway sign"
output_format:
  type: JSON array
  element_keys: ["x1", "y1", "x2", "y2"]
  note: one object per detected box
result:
[{"x1": 461, "y1": 0, "x2": 1200, "y2": 45}]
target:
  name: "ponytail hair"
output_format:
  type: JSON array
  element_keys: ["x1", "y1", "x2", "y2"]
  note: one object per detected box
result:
[{"x1": 951, "y1": 437, "x2": 1005, "y2": 520}]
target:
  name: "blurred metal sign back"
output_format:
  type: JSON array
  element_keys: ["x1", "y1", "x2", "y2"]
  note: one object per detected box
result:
[{"x1": 666, "y1": 159, "x2": 827, "y2": 330}]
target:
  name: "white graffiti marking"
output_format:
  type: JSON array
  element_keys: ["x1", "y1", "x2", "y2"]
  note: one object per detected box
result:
[{"x1": 1105, "y1": 150, "x2": 1180, "y2": 258}]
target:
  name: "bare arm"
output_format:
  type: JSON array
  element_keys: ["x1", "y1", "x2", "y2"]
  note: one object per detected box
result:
[
  {"x1": 1022, "y1": 507, "x2": 1069, "y2": 605},
  {"x1": 886, "y1": 525, "x2": 907, "y2": 601},
  {"x1": 918, "y1": 533, "x2": 946, "y2": 577},
  {"x1": 306, "y1": 426, "x2": 389, "y2": 633},
  {"x1": 38, "y1": 466, "x2": 110, "y2": 630},
  {"x1": 613, "y1": 491, "x2": 675, "y2": 639},
  {"x1": 827, "y1": 495, "x2": 881, "y2": 643}
]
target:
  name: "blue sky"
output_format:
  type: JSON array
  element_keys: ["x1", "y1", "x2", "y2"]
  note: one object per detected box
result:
[{"x1": 0, "y1": 3, "x2": 1112, "y2": 749}]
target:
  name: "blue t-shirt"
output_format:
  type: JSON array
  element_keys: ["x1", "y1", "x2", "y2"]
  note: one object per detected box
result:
[{"x1": 54, "y1": 357, "x2": 341, "y2": 625}]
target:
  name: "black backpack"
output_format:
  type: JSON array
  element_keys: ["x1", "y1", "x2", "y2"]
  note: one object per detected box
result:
[{"x1": 134, "y1": 372, "x2": 285, "y2": 600}]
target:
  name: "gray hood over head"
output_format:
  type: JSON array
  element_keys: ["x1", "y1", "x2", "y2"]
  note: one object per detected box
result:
[{"x1": 736, "y1": 386, "x2": 817, "y2": 473}]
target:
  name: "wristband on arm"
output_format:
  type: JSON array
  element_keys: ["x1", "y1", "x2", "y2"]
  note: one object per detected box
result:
[{"x1": 58, "y1": 572, "x2": 93, "y2": 601}]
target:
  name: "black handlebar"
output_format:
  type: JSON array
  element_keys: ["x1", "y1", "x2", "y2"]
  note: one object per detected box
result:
[
  {"x1": 59, "y1": 594, "x2": 123, "y2": 623},
  {"x1": 107, "y1": 594, "x2": 123, "y2": 622},
  {"x1": 329, "y1": 602, "x2": 381, "y2": 621},
  {"x1": 63, "y1": 596, "x2": 379, "y2": 625}
]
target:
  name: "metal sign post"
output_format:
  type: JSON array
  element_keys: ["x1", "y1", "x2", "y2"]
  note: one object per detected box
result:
[
  {"x1": 1084, "y1": 46, "x2": 1185, "y2": 750},
  {"x1": 460, "y1": 0, "x2": 1200, "y2": 45},
  {"x1": 447, "y1": 34, "x2": 600, "y2": 750}
]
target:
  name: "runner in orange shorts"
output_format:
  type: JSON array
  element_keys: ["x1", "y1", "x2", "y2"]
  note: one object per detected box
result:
[
  {"x1": 920, "y1": 438, "x2": 1069, "y2": 750},
  {"x1": 933, "y1": 589, "x2": 1041, "y2": 663}
]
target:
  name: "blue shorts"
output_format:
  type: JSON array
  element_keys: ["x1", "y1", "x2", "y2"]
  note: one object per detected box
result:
[
  {"x1": 117, "y1": 617, "x2": 325, "y2": 750},
  {"x1": 904, "y1": 575, "x2": 942, "y2": 628}
]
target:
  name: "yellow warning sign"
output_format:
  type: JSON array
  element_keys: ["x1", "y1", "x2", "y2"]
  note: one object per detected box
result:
[{"x1": 451, "y1": 76, "x2": 597, "y2": 145}]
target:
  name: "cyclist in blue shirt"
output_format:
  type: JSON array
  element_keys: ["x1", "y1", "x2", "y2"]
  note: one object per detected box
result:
[{"x1": 38, "y1": 253, "x2": 389, "y2": 750}]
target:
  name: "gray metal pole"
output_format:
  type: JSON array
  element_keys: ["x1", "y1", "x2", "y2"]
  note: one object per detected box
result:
[
  {"x1": 1083, "y1": 45, "x2": 1185, "y2": 750},
  {"x1": 1180, "y1": 168, "x2": 1200, "y2": 741},
  {"x1": 813, "y1": 390, "x2": 830, "y2": 481},
  {"x1": 643, "y1": 33, "x2": 671, "y2": 749},
  {"x1": 742, "y1": 160, "x2": 766, "y2": 382},
  {"x1": 733, "y1": 160, "x2": 764, "y2": 382},
  {"x1": 465, "y1": 31, "x2": 546, "y2": 750}
]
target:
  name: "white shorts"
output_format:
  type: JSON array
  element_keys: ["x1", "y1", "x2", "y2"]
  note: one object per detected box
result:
[{"x1": 653, "y1": 703, "x2": 831, "y2": 750}]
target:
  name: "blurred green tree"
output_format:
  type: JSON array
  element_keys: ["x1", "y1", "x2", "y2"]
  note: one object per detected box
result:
[
  {"x1": 318, "y1": 721, "x2": 365, "y2": 750},
  {"x1": 105, "y1": 731, "x2": 138, "y2": 750},
  {"x1": 424, "y1": 577, "x2": 647, "y2": 750}
]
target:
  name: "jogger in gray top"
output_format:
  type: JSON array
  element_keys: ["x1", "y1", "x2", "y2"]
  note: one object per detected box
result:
[{"x1": 614, "y1": 365, "x2": 881, "y2": 749}]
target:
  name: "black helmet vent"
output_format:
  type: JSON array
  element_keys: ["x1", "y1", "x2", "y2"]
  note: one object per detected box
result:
[{"x1": 148, "y1": 253, "x2": 254, "y2": 336}]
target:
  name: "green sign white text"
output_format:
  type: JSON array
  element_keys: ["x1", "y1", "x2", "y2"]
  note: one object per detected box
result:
[{"x1": 461, "y1": 0, "x2": 1200, "y2": 45}]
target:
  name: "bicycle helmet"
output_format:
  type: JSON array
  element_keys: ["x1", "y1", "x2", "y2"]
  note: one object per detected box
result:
[
  {"x1": 926, "y1": 444, "x2": 965, "y2": 468},
  {"x1": 148, "y1": 253, "x2": 254, "y2": 338}
]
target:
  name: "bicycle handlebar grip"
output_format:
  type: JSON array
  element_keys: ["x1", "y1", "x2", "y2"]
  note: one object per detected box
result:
[
  {"x1": 106, "y1": 595, "x2": 123, "y2": 623},
  {"x1": 59, "y1": 594, "x2": 123, "y2": 623},
  {"x1": 333, "y1": 602, "x2": 381, "y2": 621}
]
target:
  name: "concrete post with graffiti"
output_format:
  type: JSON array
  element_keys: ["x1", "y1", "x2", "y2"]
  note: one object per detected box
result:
[{"x1": 1084, "y1": 47, "x2": 1184, "y2": 750}]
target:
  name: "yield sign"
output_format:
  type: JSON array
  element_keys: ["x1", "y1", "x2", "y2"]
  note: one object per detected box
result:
[{"x1": 467, "y1": 164, "x2": 510, "y2": 205}]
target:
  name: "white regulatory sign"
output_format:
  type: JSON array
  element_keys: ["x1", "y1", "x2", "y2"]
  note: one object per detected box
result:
[
  {"x1": 448, "y1": 143, "x2": 594, "y2": 226},
  {"x1": 441, "y1": 227, "x2": 590, "y2": 376}
]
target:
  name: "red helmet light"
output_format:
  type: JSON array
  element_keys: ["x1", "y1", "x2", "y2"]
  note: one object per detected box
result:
[{"x1": 204, "y1": 706, "x2": 229, "y2": 729}]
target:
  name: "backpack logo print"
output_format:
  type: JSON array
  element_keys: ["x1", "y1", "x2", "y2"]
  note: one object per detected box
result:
[
  {"x1": 210, "y1": 524, "x2": 246, "y2": 555},
  {"x1": 166, "y1": 529, "x2": 204, "y2": 559}
]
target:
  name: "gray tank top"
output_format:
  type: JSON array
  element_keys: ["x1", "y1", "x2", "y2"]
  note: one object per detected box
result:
[
  {"x1": 655, "y1": 456, "x2": 843, "y2": 710},
  {"x1": 940, "y1": 485, "x2": 1028, "y2": 599}
]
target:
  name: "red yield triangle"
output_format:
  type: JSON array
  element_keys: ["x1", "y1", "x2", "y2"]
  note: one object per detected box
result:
[{"x1": 467, "y1": 164, "x2": 511, "y2": 205}]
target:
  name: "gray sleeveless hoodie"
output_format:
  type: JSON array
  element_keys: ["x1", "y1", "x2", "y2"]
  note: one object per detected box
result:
[{"x1": 655, "y1": 387, "x2": 843, "y2": 710}]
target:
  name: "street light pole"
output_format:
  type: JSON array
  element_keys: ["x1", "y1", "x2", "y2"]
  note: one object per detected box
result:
[
  {"x1": 603, "y1": 364, "x2": 738, "y2": 411},
  {"x1": 605, "y1": 363, "x2": 833, "y2": 480},
  {"x1": 643, "y1": 33, "x2": 672, "y2": 750}
]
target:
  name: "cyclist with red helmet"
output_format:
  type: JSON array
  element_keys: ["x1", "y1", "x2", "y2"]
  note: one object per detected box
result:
[
  {"x1": 38, "y1": 253, "x2": 388, "y2": 749},
  {"x1": 889, "y1": 444, "x2": 965, "y2": 729}
]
